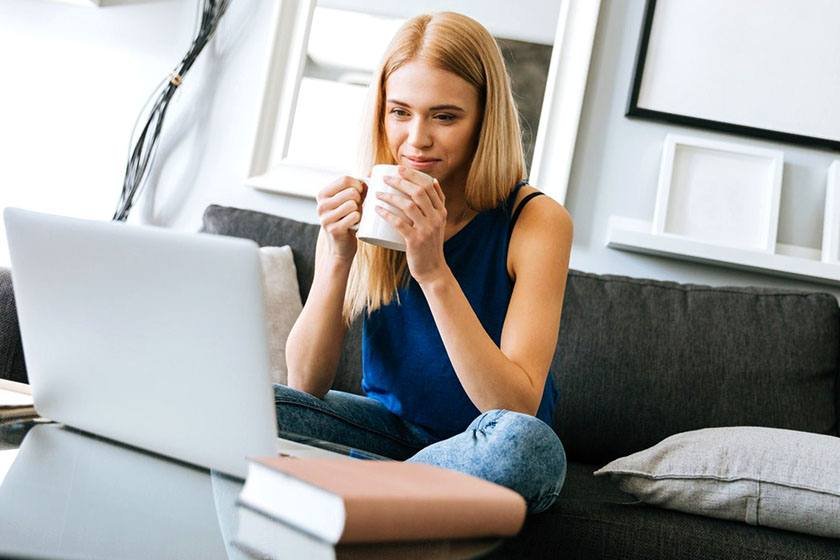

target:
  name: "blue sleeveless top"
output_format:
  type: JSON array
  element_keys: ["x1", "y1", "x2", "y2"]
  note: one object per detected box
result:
[{"x1": 361, "y1": 183, "x2": 557, "y2": 440}]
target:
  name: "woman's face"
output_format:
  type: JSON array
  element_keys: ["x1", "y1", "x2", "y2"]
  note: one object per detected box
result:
[{"x1": 383, "y1": 60, "x2": 482, "y2": 190}]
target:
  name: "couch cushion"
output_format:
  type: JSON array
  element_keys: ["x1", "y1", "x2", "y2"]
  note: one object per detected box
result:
[
  {"x1": 594, "y1": 426, "x2": 840, "y2": 538},
  {"x1": 201, "y1": 205, "x2": 363, "y2": 394},
  {"x1": 258, "y1": 246, "x2": 304, "y2": 385},
  {"x1": 552, "y1": 271, "x2": 839, "y2": 465},
  {"x1": 489, "y1": 462, "x2": 840, "y2": 560}
]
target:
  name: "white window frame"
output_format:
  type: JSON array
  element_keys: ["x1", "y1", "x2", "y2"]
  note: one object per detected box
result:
[{"x1": 245, "y1": 0, "x2": 601, "y2": 204}]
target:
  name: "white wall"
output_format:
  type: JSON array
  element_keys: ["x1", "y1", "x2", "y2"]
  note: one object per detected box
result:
[
  {"x1": 318, "y1": 0, "x2": 560, "y2": 44},
  {"x1": 0, "y1": 0, "x2": 196, "y2": 247},
  {"x1": 1, "y1": 0, "x2": 837, "y2": 298},
  {"x1": 0, "y1": 0, "x2": 318, "y2": 266},
  {"x1": 567, "y1": 0, "x2": 839, "y2": 297},
  {"x1": 0, "y1": 0, "x2": 555, "y2": 266}
]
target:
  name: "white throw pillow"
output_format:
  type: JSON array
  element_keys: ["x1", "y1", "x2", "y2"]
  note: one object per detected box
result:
[
  {"x1": 259, "y1": 246, "x2": 303, "y2": 385},
  {"x1": 594, "y1": 426, "x2": 840, "y2": 538}
]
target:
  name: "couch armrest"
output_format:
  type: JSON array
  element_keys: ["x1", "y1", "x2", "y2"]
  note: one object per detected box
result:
[{"x1": 0, "y1": 268, "x2": 27, "y2": 383}]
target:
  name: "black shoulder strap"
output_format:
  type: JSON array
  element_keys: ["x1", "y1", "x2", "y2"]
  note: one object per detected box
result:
[
  {"x1": 508, "y1": 185, "x2": 544, "y2": 237},
  {"x1": 511, "y1": 179, "x2": 529, "y2": 197}
]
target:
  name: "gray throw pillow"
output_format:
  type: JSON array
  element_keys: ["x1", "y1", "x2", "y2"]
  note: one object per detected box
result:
[{"x1": 593, "y1": 427, "x2": 840, "y2": 538}]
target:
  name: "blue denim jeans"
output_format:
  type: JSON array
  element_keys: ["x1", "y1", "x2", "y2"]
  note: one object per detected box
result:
[{"x1": 273, "y1": 384, "x2": 567, "y2": 513}]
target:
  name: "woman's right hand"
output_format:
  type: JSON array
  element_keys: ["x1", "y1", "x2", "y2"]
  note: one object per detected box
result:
[{"x1": 316, "y1": 176, "x2": 366, "y2": 261}]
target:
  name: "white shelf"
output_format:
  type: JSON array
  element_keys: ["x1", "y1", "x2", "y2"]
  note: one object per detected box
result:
[{"x1": 606, "y1": 216, "x2": 840, "y2": 287}]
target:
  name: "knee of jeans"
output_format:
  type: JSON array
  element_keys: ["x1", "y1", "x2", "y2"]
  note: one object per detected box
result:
[
  {"x1": 273, "y1": 383, "x2": 295, "y2": 399},
  {"x1": 273, "y1": 383, "x2": 317, "y2": 403},
  {"x1": 469, "y1": 408, "x2": 509, "y2": 432},
  {"x1": 484, "y1": 409, "x2": 550, "y2": 437},
  {"x1": 500, "y1": 413, "x2": 567, "y2": 480}
]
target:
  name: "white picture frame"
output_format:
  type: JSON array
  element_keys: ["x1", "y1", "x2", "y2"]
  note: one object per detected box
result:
[
  {"x1": 244, "y1": 0, "x2": 601, "y2": 203},
  {"x1": 652, "y1": 134, "x2": 784, "y2": 254},
  {"x1": 822, "y1": 161, "x2": 840, "y2": 264}
]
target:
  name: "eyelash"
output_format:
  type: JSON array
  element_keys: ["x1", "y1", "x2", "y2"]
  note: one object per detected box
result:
[{"x1": 389, "y1": 108, "x2": 456, "y2": 122}]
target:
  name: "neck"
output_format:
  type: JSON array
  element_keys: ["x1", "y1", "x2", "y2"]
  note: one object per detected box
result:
[{"x1": 441, "y1": 185, "x2": 473, "y2": 226}]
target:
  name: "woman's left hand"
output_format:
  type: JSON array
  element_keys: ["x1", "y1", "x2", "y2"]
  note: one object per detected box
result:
[{"x1": 376, "y1": 165, "x2": 449, "y2": 286}]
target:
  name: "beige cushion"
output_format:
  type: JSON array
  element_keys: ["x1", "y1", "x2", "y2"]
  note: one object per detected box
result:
[
  {"x1": 593, "y1": 427, "x2": 840, "y2": 538},
  {"x1": 259, "y1": 246, "x2": 303, "y2": 385}
]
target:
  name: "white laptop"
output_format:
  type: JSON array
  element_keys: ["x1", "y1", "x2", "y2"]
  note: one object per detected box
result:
[{"x1": 4, "y1": 207, "x2": 342, "y2": 478}]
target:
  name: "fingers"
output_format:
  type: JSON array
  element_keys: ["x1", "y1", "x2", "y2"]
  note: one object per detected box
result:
[
  {"x1": 399, "y1": 166, "x2": 445, "y2": 211},
  {"x1": 321, "y1": 197, "x2": 358, "y2": 224},
  {"x1": 318, "y1": 176, "x2": 365, "y2": 201},
  {"x1": 317, "y1": 178, "x2": 363, "y2": 219},
  {"x1": 329, "y1": 208, "x2": 361, "y2": 233},
  {"x1": 318, "y1": 177, "x2": 365, "y2": 235},
  {"x1": 397, "y1": 165, "x2": 431, "y2": 186},
  {"x1": 384, "y1": 167, "x2": 437, "y2": 215},
  {"x1": 375, "y1": 204, "x2": 413, "y2": 237},
  {"x1": 376, "y1": 191, "x2": 423, "y2": 225}
]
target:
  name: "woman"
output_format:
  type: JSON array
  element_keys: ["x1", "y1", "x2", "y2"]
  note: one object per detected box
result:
[{"x1": 281, "y1": 11, "x2": 573, "y2": 514}]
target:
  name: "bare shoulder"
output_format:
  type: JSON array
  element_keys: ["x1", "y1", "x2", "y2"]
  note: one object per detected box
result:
[
  {"x1": 511, "y1": 185, "x2": 573, "y2": 238},
  {"x1": 507, "y1": 185, "x2": 573, "y2": 279}
]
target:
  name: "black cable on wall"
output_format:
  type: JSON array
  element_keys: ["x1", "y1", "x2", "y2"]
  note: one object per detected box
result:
[{"x1": 112, "y1": 0, "x2": 231, "y2": 222}]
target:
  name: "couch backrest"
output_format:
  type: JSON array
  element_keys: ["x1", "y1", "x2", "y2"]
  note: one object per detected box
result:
[
  {"x1": 551, "y1": 270, "x2": 839, "y2": 464},
  {"x1": 202, "y1": 206, "x2": 840, "y2": 464}
]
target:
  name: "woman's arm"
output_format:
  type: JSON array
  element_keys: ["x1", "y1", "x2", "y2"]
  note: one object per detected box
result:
[
  {"x1": 285, "y1": 230, "x2": 353, "y2": 398},
  {"x1": 285, "y1": 176, "x2": 365, "y2": 398},
  {"x1": 420, "y1": 195, "x2": 572, "y2": 414},
  {"x1": 376, "y1": 166, "x2": 572, "y2": 415}
]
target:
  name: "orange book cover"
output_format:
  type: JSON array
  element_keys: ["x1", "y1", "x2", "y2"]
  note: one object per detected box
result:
[{"x1": 250, "y1": 456, "x2": 527, "y2": 544}]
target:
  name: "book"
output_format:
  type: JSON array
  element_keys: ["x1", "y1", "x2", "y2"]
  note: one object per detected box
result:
[
  {"x1": 0, "y1": 380, "x2": 36, "y2": 421},
  {"x1": 233, "y1": 504, "x2": 336, "y2": 560},
  {"x1": 0, "y1": 406, "x2": 38, "y2": 421},
  {"x1": 238, "y1": 456, "x2": 526, "y2": 545},
  {"x1": 0, "y1": 380, "x2": 33, "y2": 407},
  {"x1": 233, "y1": 502, "x2": 503, "y2": 560}
]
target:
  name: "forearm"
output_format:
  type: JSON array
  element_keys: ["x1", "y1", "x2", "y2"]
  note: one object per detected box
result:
[
  {"x1": 420, "y1": 269, "x2": 539, "y2": 414},
  {"x1": 285, "y1": 255, "x2": 353, "y2": 398}
]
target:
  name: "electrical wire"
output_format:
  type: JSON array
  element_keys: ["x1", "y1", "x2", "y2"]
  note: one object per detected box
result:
[{"x1": 112, "y1": 0, "x2": 232, "y2": 222}]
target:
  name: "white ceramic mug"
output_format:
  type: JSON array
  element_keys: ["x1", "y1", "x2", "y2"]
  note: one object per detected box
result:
[{"x1": 352, "y1": 164, "x2": 407, "y2": 252}]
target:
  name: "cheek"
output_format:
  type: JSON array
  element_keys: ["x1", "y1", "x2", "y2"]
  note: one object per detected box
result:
[
  {"x1": 386, "y1": 124, "x2": 408, "y2": 161},
  {"x1": 453, "y1": 123, "x2": 480, "y2": 155},
  {"x1": 384, "y1": 121, "x2": 402, "y2": 148}
]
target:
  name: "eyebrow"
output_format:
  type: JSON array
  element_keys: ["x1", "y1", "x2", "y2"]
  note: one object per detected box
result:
[{"x1": 386, "y1": 99, "x2": 466, "y2": 112}]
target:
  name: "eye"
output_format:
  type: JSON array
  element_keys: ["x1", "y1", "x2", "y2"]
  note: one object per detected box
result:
[
  {"x1": 389, "y1": 108, "x2": 409, "y2": 118},
  {"x1": 435, "y1": 114, "x2": 456, "y2": 122}
]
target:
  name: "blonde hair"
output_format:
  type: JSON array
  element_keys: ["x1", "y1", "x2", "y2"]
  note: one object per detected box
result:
[{"x1": 343, "y1": 12, "x2": 527, "y2": 324}]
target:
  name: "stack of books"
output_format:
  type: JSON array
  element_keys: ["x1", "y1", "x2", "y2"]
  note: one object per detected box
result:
[
  {"x1": 232, "y1": 455, "x2": 527, "y2": 559},
  {"x1": 0, "y1": 380, "x2": 36, "y2": 422}
]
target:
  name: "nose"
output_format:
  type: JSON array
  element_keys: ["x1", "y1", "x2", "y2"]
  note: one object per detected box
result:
[{"x1": 407, "y1": 116, "x2": 432, "y2": 149}]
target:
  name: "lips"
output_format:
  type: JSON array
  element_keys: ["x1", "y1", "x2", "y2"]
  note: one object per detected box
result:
[
  {"x1": 403, "y1": 156, "x2": 441, "y2": 171},
  {"x1": 403, "y1": 156, "x2": 440, "y2": 163}
]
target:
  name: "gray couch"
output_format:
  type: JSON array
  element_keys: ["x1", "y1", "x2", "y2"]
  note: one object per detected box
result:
[{"x1": 2, "y1": 204, "x2": 839, "y2": 559}]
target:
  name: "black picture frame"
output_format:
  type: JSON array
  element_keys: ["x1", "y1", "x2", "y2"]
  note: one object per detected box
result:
[{"x1": 626, "y1": 0, "x2": 840, "y2": 153}]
